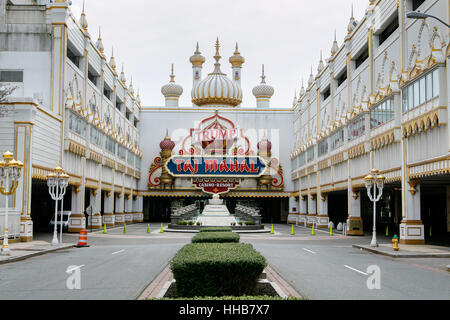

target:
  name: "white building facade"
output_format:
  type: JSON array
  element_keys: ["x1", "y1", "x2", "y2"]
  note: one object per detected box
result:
[
  {"x1": 291, "y1": 0, "x2": 450, "y2": 244},
  {"x1": 0, "y1": 0, "x2": 143, "y2": 241}
]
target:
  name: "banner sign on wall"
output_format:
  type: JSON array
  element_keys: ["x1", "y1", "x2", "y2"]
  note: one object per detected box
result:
[{"x1": 166, "y1": 156, "x2": 267, "y2": 178}]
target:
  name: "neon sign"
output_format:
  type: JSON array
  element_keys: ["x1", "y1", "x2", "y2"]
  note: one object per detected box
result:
[{"x1": 166, "y1": 156, "x2": 267, "y2": 178}]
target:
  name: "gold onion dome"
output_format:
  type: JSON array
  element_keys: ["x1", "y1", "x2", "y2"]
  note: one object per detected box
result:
[
  {"x1": 191, "y1": 38, "x2": 243, "y2": 107},
  {"x1": 229, "y1": 43, "x2": 245, "y2": 68},
  {"x1": 189, "y1": 42, "x2": 206, "y2": 67},
  {"x1": 161, "y1": 64, "x2": 183, "y2": 98},
  {"x1": 252, "y1": 65, "x2": 274, "y2": 99}
]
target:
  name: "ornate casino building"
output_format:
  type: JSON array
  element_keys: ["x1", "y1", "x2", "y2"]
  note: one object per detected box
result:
[
  {"x1": 1, "y1": 0, "x2": 450, "y2": 245},
  {"x1": 140, "y1": 39, "x2": 294, "y2": 223}
]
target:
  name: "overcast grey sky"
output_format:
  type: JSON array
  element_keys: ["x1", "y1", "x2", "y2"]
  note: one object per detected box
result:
[{"x1": 70, "y1": 0, "x2": 366, "y2": 108}]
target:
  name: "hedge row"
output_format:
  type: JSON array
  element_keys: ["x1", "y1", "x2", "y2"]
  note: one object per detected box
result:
[
  {"x1": 170, "y1": 243, "x2": 267, "y2": 298},
  {"x1": 191, "y1": 231, "x2": 240, "y2": 243},
  {"x1": 199, "y1": 227, "x2": 232, "y2": 233}
]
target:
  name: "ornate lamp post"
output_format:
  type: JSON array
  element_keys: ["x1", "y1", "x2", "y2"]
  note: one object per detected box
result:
[
  {"x1": 364, "y1": 168, "x2": 385, "y2": 247},
  {"x1": 47, "y1": 167, "x2": 69, "y2": 246},
  {"x1": 0, "y1": 151, "x2": 23, "y2": 256}
]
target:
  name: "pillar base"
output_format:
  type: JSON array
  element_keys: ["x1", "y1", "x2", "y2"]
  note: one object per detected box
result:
[
  {"x1": 87, "y1": 213, "x2": 102, "y2": 230},
  {"x1": 68, "y1": 213, "x2": 86, "y2": 233},
  {"x1": 103, "y1": 213, "x2": 115, "y2": 228},
  {"x1": 115, "y1": 213, "x2": 125, "y2": 225},
  {"x1": 306, "y1": 214, "x2": 317, "y2": 227},
  {"x1": 20, "y1": 218, "x2": 33, "y2": 242},
  {"x1": 316, "y1": 215, "x2": 329, "y2": 229},
  {"x1": 346, "y1": 217, "x2": 364, "y2": 236},
  {"x1": 125, "y1": 213, "x2": 133, "y2": 224},
  {"x1": 400, "y1": 221, "x2": 425, "y2": 244},
  {"x1": 133, "y1": 212, "x2": 144, "y2": 223}
]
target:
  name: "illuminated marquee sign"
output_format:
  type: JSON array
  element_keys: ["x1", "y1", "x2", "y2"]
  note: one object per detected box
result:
[
  {"x1": 166, "y1": 156, "x2": 267, "y2": 178},
  {"x1": 192, "y1": 178, "x2": 240, "y2": 195}
]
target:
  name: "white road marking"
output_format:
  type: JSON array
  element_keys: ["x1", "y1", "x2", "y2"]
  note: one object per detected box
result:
[
  {"x1": 344, "y1": 265, "x2": 368, "y2": 276},
  {"x1": 302, "y1": 248, "x2": 317, "y2": 254},
  {"x1": 67, "y1": 265, "x2": 84, "y2": 273},
  {"x1": 112, "y1": 249, "x2": 125, "y2": 255}
]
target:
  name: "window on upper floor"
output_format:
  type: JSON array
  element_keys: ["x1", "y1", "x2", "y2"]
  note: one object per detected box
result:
[
  {"x1": 298, "y1": 152, "x2": 305, "y2": 167},
  {"x1": 69, "y1": 112, "x2": 87, "y2": 139},
  {"x1": 88, "y1": 66, "x2": 99, "y2": 87},
  {"x1": 67, "y1": 47, "x2": 81, "y2": 69},
  {"x1": 90, "y1": 126, "x2": 104, "y2": 148},
  {"x1": 318, "y1": 139, "x2": 328, "y2": 157},
  {"x1": 104, "y1": 83, "x2": 113, "y2": 101},
  {"x1": 354, "y1": 45, "x2": 369, "y2": 70},
  {"x1": 127, "y1": 150, "x2": 135, "y2": 166},
  {"x1": 105, "y1": 137, "x2": 116, "y2": 155},
  {"x1": 337, "y1": 70, "x2": 347, "y2": 88},
  {"x1": 412, "y1": 0, "x2": 426, "y2": 11},
  {"x1": 348, "y1": 114, "x2": 366, "y2": 141},
  {"x1": 0, "y1": 70, "x2": 23, "y2": 83},
  {"x1": 378, "y1": 14, "x2": 399, "y2": 46},
  {"x1": 116, "y1": 97, "x2": 123, "y2": 112},
  {"x1": 125, "y1": 108, "x2": 132, "y2": 122},
  {"x1": 117, "y1": 144, "x2": 126, "y2": 160},
  {"x1": 330, "y1": 128, "x2": 344, "y2": 150},
  {"x1": 306, "y1": 147, "x2": 314, "y2": 162},
  {"x1": 371, "y1": 97, "x2": 395, "y2": 129},
  {"x1": 322, "y1": 86, "x2": 331, "y2": 101},
  {"x1": 401, "y1": 68, "x2": 439, "y2": 113}
]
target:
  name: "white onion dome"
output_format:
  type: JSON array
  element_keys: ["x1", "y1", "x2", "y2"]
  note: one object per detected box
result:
[
  {"x1": 331, "y1": 30, "x2": 339, "y2": 57},
  {"x1": 109, "y1": 47, "x2": 117, "y2": 73},
  {"x1": 96, "y1": 27, "x2": 104, "y2": 54},
  {"x1": 252, "y1": 65, "x2": 274, "y2": 99},
  {"x1": 192, "y1": 39, "x2": 243, "y2": 107},
  {"x1": 347, "y1": 5, "x2": 357, "y2": 34},
  {"x1": 161, "y1": 64, "x2": 183, "y2": 98},
  {"x1": 190, "y1": 42, "x2": 206, "y2": 67},
  {"x1": 229, "y1": 43, "x2": 245, "y2": 68}
]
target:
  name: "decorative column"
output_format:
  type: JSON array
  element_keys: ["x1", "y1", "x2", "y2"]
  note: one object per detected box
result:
[
  {"x1": 400, "y1": 178, "x2": 425, "y2": 244},
  {"x1": 114, "y1": 192, "x2": 124, "y2": 226},
  {"x1": 103, "y1": 191, "x2": 114, "y2": 227},
  {"x1": 13, "y1": 103, "x2": 36, "y2": 241},
  {"x1": 307, "y1": 194, "x2": 317, "y2": 227},
  {"x1": 316, "y1": 192, "x2": 329, "y2": 229},
  {"x1": 347, "y1": 188, "x2": 364, "y2": 236},
  {"x1": 133, "y1": 195, "x2": 144, "y2": 223},
  {"x1": 287, "y1": 196, "x2": 299, "y2": 225},
  {"x1": 299, "y1": 195, "x2": 308, "y2": 226},
  {"x1": 124, "y1": 192, "x2": 133, "y2": 224},
  {"x1": 88, "y1": 188, "x2": 102, "y2": 229},
  {"x1": 68, "y1": 184, "x2": 85, "y2": 233},
  {"x1": 159, "y1": 132, "x2": 175, "y2": 189}
]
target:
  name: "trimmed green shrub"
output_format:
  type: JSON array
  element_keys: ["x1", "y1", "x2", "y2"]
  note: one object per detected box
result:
[
  {"x1": 192, "y1": 231, "x2": 240, "y2": 243},
  {"x1": 188, "y1": 221, "x2": 194, "y2": 226},
  {"x1": 199, "y1": 227, "x2": 232, "y2": 233},
  {"x1": 170, "y1": 243, "x2": 267, "y2": 298},
  {"x1": 245, "y1": 221, "x2": 256, "y2": 225},
  {"x1": 177, "y1": 221, "x2": 187, "y2": 225}
]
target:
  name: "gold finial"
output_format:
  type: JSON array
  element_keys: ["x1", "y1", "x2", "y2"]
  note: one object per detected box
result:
[
  {"x1": 165, "y1": 129, "x2": 170, "y2": 139},
  {"x1": 260, "y1": 64, "x2": 266, "y2": 84},
  {"x1": 169, "y1": 64, "x2": 175, "y2": 82},
  {"x1": 214, "y1": 37, "x2": 221, "y2": 63}
]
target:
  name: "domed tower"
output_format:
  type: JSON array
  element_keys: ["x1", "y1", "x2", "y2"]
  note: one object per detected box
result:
[
  {"x1": 159, "y1": 130, "x2": 175, "y2": 188},
  {"x1": 257, "y1": 134, "x2": 273, "y2": 189},
  {"x1": 252, "y1": 65, "x2": 274, "y2": 108},
  {"x1": 161, "y1": 64, "x2": 183, "y2": 107},
  {"x1": 190, "y1": 42, "x2": 206, "y2": 90},
  {"x1": 229, "y1": 43, "x2": 245, "y2": 85},
  {"x1": 192, "y1": 38, "x2": 243, "y2": 108}
]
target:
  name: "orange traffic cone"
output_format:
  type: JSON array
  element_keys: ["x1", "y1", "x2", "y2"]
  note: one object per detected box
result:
[{"x1": 74, "y1": 229, "x2": 90, "y2": 248}]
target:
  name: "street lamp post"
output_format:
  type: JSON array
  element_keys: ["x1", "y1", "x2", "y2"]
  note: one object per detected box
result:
[
  {"x1": 406, "y1": 11, "x2": 450, "y2": 28},
  {"x1": 0, "y1": 151, "x2": 23, "y2": 256},
  {"x1": 47, "y1": 167, "x2": 69, "y2": 246},
  {"x1": 364, "y1": 168, "x2": 386, "y2": 247}
]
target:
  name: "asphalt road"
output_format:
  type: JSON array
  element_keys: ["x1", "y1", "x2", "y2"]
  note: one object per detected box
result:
[
  {"x1": 0, "y1": 223, "x2": 448, "y2": 300},
  {"x1": 241, "y1": 224, "x2": 450, "y2": 300}
]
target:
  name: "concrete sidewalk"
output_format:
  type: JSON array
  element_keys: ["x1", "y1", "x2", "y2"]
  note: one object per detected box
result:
[
  {"x1": 0, "y1": 240, "x2": 74, "y2": 265},
  {"x1": 353, "y1": 243, "x2": 450, "y2": 258}
]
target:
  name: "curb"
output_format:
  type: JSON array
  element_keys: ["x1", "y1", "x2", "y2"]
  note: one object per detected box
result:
[
  {"x1": 0, "y1": 244, "x2": 74, "y2": 265},
  {"x1": 353, "y1": 244, "x2": 450, "y2": 258}
]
